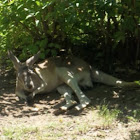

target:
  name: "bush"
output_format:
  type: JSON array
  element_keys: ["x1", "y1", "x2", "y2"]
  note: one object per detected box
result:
[{"x1": 0, "y1": 0, "x2": 140, "y2": 69}]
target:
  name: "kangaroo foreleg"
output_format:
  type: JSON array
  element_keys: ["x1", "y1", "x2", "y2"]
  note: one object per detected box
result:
[{"x1": 56, "y1": 68, "x2": 91, "y2": 110}]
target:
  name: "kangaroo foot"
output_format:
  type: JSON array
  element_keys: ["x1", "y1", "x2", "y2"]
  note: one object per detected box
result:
[
  {"x1": 75, "y1": 97, "x2": 91, "y2": 110},
  {"x1": 60, "y1": 100, "x2": 77, "y2": 110}
]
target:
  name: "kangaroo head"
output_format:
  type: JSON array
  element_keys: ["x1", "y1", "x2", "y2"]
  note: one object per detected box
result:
[{"x1": 8, "y1": 51, "x2": 42, "y2": 98}]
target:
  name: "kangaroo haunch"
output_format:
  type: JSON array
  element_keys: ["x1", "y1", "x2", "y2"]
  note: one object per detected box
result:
[{"x1": 8, "y1": 51, "x2": 139, "y2": 110}]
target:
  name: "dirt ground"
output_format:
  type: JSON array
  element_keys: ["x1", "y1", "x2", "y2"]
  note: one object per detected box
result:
[{"x1": 0, "y1": 69, "x2": 140, "y2": 140}]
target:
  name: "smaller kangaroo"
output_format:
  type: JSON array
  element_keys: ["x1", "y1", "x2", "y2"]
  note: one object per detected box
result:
[{"x1": 8, "y1": 51, "x2": 139, "y2": 110}]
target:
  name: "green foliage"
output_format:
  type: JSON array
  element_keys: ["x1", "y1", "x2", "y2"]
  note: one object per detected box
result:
[
  {"x1": 0, "y1": 0, "x2": 140, "y2": 67},
  {"x1": 135, "y1": 81, "x2": 140, "y2": 85},
  {"x1": 97, "y1": 99, "x2": 122, "y2": 127}
]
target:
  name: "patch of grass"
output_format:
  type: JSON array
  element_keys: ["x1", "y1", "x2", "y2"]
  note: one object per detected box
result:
[
  {"x1": 2, "y1": 126, "x2": 39, "y2": 140},
  {"x1": 75, "y1": 122, "x2": 91, "y2": 134},
  {"x1": 130, "y1": 130, "x2": 140, "y2": 140},
  {"x1": 1, "y1": 118, "x2": 72, "y2": 140},
  {"x1": 126, "y1": 109, "x2": 140, "y2": 122},
  {"x1": 132, "y1": 109, "x2": 140, "y2": 120},
  {"x1": 96, "y1": 99, "x2": 122, "y2": 128},
  {"x1": 43, "y1": 122, "x2": 65, "y2": 138}
]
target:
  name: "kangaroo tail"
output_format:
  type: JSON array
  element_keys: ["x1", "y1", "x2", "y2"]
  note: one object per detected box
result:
[{"x1": 91, "y1": 67, "x2": 140, "y2": 88}]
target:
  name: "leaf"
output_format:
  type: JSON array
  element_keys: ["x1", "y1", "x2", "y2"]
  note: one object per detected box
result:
[
  {"x1": 40, "y1": 52, "x2": 45, "y2": 59},
  {"x1": 135, "y1": 81, "x2": 140, "y2": 85},
  {"x1": 42, "y1": 4, "x2": 48, "y2": 10},
  {"x1": 54, "y1": 44, "x2": 61, "y2": 49},
  {"x1": 40, "y1": 39, "x2": 48, "y2": 48},
  {"x1": 35, "y1": 20, "x2": 39, "y2": 27},
  {"x1": 76, "y1": 3, "x2": 79, "y2": 7},
  {"x1": 17, "y1": 4, "x2": 23, "y2": 10},
  {"x1": 26, "y1": 13, "x2": 34, "y2": 19},
  {"x1": 24, "y1": 8, "x2": 29, "y2": 11},
  {"x1": 3, "y1": 0, "x2": 8, "y2": 4},
  {"x1": 114, "y1": 31, "x2": 125, "y2": 44},
  {"x1": 51, "y1": 49, "x2": 57, "y2": 56},
  {"x1": 35, "y1": 11, "x2": 40, "y2": 16},
  {"x1": 36, "y1": 1, "x2": 41, "y2": 6},
  {"x1": 48, "y1": 43, "x2": 55, "y2": 47}
]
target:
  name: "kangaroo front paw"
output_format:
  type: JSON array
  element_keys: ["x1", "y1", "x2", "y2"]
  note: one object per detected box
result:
[
  {"x1": 75, "y1": 102, "x2": 90, "y2": 110},
  {"x1": 75, "y1": 97, "x2": 91, "y2": 110},
  {"x1": 60, "y1": 101, "x2": 77, "y2": 110}
]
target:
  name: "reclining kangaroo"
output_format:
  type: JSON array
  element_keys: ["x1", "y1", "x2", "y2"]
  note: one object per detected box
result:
[{"x1": 8, "y1": 51, "x2": 139, "y2": 110}]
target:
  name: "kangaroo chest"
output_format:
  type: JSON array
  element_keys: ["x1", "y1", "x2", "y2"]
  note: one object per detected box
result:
[{"x1": 35, "y1": 62, "x2": 63, "y2": 92}]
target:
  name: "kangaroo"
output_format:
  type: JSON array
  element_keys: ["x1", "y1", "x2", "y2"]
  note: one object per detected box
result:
[{"x1": 8, "y1": 51, "x2": 139, "y2": 110}]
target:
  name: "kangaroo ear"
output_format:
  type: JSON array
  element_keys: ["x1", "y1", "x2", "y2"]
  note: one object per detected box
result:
[
  {"x1": 26, "y1": 51, "x2": 40, "y2": 66},
  {"x1": 8, "y1": 50, "x2": 22, "y2": 70}
]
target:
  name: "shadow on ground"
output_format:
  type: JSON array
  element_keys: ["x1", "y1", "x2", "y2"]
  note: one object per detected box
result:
[{"x1": 1, "y1": 69, "x2": 140, "y2": 122}]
